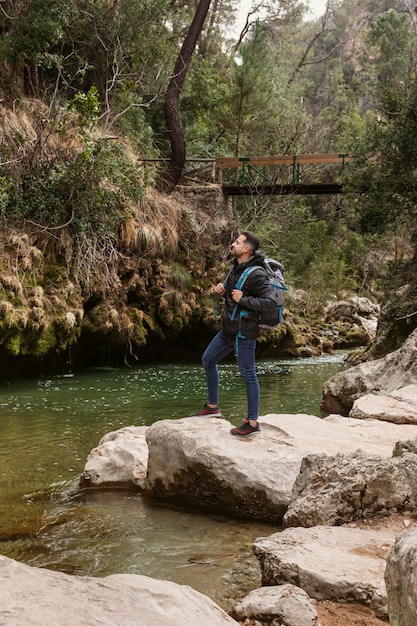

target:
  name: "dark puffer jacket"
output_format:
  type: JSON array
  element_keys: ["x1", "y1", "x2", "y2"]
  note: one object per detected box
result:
[{"x1": 222, "y1": 250, "x2": 276, "y2": 339}]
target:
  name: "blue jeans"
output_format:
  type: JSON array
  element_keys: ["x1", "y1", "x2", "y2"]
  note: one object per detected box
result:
[{"x1": 201, "y1": 330, "x2": 260, "y2": 421}]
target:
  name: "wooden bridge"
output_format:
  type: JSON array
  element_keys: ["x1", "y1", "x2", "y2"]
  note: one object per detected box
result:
[
  {"x1": 216, "y1": 153, "x2": 349, "y2": 195},
  {"x1": 140, "y1": 153, "x2": 351, "y2": 195}
]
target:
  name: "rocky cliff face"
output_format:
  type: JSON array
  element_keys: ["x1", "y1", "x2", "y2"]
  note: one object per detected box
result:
[{"x1": 0, "y1": 189, "x2": 384, "y2": 378}]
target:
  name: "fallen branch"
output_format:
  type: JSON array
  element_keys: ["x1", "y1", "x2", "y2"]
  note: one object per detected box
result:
[{"x1": 396, "y1": 310, "x2": 417, "y2": 320}]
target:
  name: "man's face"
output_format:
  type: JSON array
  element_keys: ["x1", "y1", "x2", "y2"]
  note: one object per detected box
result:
[{"x1": 231, "y1": 235, "x2": 249, "y2": 258}]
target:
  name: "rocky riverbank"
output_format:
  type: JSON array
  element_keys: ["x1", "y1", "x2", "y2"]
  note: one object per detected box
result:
[{"x1": 3, "y1": 329, "x2": 417, "y2": 625}]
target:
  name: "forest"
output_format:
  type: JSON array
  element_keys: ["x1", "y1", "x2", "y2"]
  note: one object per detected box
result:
[{"x1": 0, "y1": 0, "x2": 417, "y2": 372}]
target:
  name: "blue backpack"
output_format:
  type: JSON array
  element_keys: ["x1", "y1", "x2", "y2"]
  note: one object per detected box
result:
[{"x1": 230, "y1": 258, "x2": 288, "y2": 330}]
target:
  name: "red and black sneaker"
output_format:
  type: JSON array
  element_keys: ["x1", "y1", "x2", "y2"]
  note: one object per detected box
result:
[
  {"x1": 190, "y1": 403, "x2": 222, "y2": 417},
  {"x1": 231, "y1": 419, "x2": 261, "y2": 437}
]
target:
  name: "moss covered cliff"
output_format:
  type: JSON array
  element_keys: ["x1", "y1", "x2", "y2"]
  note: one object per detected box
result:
[{"x1": 0, "y1": 98, "x2": 377, "y2": 378}]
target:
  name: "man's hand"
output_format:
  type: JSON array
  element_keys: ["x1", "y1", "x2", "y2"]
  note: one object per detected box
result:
[
  {"x1": 231, "y1": 289, "x2": 243, "y2": 303},
  {"x1": 215, "y1": 282, "x2": 226, "y2": 296}
]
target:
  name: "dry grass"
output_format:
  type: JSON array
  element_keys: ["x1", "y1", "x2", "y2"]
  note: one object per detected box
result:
[
  {"x1": 121, "y1": 188, "x2": 180, "y2": 257},
  {"x1": 0, "y1": 100, "x2": 82, "y2": 183}
]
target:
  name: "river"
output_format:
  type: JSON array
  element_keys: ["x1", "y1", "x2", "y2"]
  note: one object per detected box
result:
[{"x1": 0, "y1": 353, "x2": 349, "y2": 611}]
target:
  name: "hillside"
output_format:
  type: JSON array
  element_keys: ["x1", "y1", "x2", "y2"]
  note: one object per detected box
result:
[
  {"x1": 0, "y1": 0, "x2": 416, "y2": 375},
  {"x1": 0, "y1": 98, "x2": 381, "y2": 377}
]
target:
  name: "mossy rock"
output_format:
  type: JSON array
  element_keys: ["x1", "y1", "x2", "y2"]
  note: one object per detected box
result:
[
  {"x1": 4, "y1": 333, "x2": 22, "y2": 356},
  {"x1": 27, "y1": 327, "x2": 57, "y2": 356},
  {"x1": 342, "y1": 324, "x2": 370, "y2": 346}
]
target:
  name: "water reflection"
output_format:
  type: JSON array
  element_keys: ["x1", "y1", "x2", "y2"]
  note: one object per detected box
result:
[{"x1": 0, "y1": 354, "x2": 349, "y2": 609}]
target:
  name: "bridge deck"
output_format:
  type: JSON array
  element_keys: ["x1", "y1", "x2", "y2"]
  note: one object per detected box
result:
[{"x1": 223, "y1": 182, "x2": 344, "y2": 195}]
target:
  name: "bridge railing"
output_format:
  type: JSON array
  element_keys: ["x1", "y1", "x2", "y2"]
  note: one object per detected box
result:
[
  {"x1": 216, "y1": 153, "x2": 351, "y2": 186},
  {"x1": 137, "y1": 153, "x2": 351, "y2": 186}
]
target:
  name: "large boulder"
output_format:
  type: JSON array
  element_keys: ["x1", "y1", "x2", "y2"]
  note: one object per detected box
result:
[
  {"x1": 385, "y1": 527, "x2": 417, "y2": 626},
  {"x1": 142, "y1": 414, "x2": 417, "y2": 522},
  {"x1": 283, "y1": 448, "x2": 417, "y2": 528},
  {"x1": 144, "y1": 416, "x2": 294, "y2": 522},
  {"x1": 321, "y1": 327, "x2": 417, "y2": 415},
  {"x1": 324, "y1": 296, "x2": 380, "y2": 322},
  {"x1": 0, "y1": 555, "x2": 238, "y2": 626},
  {"x1": 253, "y1": 522, "x2": 411, "y2": 617},
  {"x1": 324, "y1": 296, "x2": 379, "y2": 343},
  {"x1": 350, "y1": 384, "x2": 417, "y2": 424},
  {"x1": 80, "y1": 426, "x2": 148, "y2": 489}
]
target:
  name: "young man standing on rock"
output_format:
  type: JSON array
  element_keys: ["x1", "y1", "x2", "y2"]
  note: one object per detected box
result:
[{"x1": 190, "y1": 231, "x2": 276, "y2": 437}]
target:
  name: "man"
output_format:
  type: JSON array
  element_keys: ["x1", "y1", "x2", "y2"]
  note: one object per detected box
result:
[{"x1": 190, "y1": 231, "x2": 276, "y2": 437}]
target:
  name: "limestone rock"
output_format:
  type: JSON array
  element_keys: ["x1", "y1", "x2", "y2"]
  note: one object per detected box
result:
[
  {"x1": 371, "y1": 283, "x2": 417, "y2": 358},
  {"x1": 349, "y1": 384, "x2": 417, "y2": 424},
  {"x1": 324, "y1": 296, "x2": 380, "y2": 322},
  {"x1": 253, "y1": 524, "x2": 399, "y2": 616},
  {"x1": 283, "y1": 449, "x2": 417, "y2": 528},
  {"x1": 144, "y1": 416, "x2": 294, "y2": 522},
  {"x1": 231, "y1": 583, "x2": 318, "y2": 626},
  {"x1": 80, "y1": 415, "x2": 417, "y2": 523},
  {"x1": 143, "y1": 414, "x2": 417, "y2": 522},
  {"x1": 385, "y1": 527, "x2": 417, "y2": 626},
  {"x1": 393, "y1": 436, "x2": 417, "y2": 456},
  {"x1": 80, "y1": 425, "x2": 148, "y2": 489},
  {"x1": 392, "y1": 384, "x2": 417, "y2": 407},
  {"x1": 321, "y1": 328, "x2": 417, "y2": 415},
  {"x1": 324, "y1": 296, "x2": 379, "y2": 342},
  {"x1": 0, "y1": 554, "x2": 238, "y2": 626}
]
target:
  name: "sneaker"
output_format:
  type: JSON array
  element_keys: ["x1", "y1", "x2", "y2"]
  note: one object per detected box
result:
[
  {"x1": 190, "y1": 403, "x2": 222, "y2": 417},
  {"x1": 231, "y1": 419, "x2": 261, "y2": 437}
]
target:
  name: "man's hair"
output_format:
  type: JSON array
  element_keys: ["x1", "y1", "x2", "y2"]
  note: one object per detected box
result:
[{"x1": 242, "y1": 230, "x2": 260, "y2": 253}]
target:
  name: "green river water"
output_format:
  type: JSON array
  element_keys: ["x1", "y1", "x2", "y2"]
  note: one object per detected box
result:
[{"x1": 0, "y1": 354, "x2": 349, "y2": 611}]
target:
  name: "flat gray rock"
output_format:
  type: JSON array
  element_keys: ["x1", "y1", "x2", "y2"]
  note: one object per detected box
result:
[
  {"x1": 350, "y1": 384, "x2": 417, "y2": 424},
  {"x1": 0, "y1": 555, "x2": 238, "y2": 626},
  {"x1": 253, "y1": 522, "x2": 414, "y2": 616},
  {"x1": 231, "y1": 583, "x2": 318, "y2": 625},
  {"x1": 143, "y1": 413, "x2": 417, "y2": 521}
]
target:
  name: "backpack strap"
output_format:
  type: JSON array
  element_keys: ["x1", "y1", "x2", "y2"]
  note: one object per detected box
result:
[
  {"x1": 230, "y1": 266, "x2": 260, "y2": 354},
  {"x1": 235, "y1": 310, "x2": 248, "y2": 356},
  {"x1": 214, "y1": 266, "x2": 234, "y2": 318},
  {"x1": 230, "y1": 266, "x2": 257, "y2": 321}
]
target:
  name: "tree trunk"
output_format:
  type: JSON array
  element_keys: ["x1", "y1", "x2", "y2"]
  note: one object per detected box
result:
[
  {"x1": 156, "y1": 0, "x2": 212, "y2": 195},
  {"x1": 24, "y1": 61, "x2": 39, "y2": 98}
]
